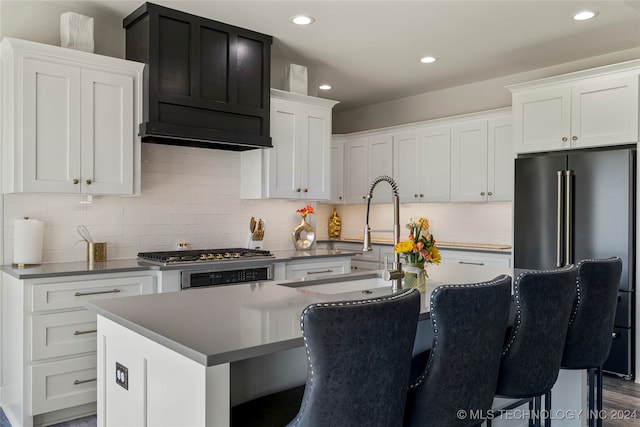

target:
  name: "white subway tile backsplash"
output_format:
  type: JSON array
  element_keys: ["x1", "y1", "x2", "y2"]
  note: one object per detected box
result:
[{"x1": 2, "y1": 143, "x2": 512, "y2": 264}]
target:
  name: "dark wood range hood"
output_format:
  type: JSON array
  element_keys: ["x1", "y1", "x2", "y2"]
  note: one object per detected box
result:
[{"x1": 123, "y1": 2, "x2": 273, "y2": 151}]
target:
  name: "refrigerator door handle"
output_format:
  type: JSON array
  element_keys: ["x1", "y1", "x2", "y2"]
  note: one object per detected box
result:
[
  {"x1": 565, "y1": 170, "x2": 573, "y2": 265},
  {"x1": 557, "y1": 171, "x2": 564, "y2": 267}
]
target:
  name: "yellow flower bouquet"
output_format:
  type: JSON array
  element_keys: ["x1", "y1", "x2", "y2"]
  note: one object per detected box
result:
[
  {"x1": 394, "y1": 217, "x2": 440, "y2": 289},
  {"x1": 395, "y1": 217, "x2": 440, "y2": 265}
]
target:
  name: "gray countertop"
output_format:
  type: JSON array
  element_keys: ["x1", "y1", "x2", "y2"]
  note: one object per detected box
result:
[
  {"x1": 0, "y1": 249, "x2": 357, "y2": 280},
  {"x1": 318, "y1": 238, "x2": 512, "y2": 254},
  {"x1": 88, "y1": 263, "x2": 512, "y2": 367}
]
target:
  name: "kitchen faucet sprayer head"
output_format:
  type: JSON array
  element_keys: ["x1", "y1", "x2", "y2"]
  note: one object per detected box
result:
[{"x1": 363, "y1": 225, "x2": 372, "y2": 252}]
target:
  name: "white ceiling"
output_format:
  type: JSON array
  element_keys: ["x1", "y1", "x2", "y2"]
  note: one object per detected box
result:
[{"x1": 48, "y1": 1, "x2": 640, "y2": 111}]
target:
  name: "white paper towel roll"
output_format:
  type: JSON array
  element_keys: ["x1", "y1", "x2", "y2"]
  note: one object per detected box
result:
[{"x1": 14, "y1": 219, "x2": 44, "y2": 266}]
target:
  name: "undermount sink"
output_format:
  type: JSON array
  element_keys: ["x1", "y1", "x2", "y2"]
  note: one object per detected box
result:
[
  {"x1": 296, "y1": 276, "x2": 392, "y2": 295},
  {"x1": 278, "y1": 272, "x2": 393, "y2": 295}
]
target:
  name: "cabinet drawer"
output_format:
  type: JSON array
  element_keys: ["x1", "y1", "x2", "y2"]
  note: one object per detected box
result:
[
  {"x1": 32, "y1": 275, "x2": 155, "y2": 312},
  {"x1": 286, "y1": 259, "x2": 350, "y2": 280},
  {"x1": 350, "y1": 260, "x2": 380, "y2": 271},
  {"x1": 32, "y1": 310, "x2": 97, "y2": 360},
  {"x1": 31, "y1": 355, "x2": 97, "y2": 415}
]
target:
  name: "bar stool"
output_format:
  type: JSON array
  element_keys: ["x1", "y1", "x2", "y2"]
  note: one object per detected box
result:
[
  {"x1": 403, "y1": 275, "x2": 512, "y2": 427},
  {"x1": 493, "y1": 265, "x2": 577, "y2": 427},
  {"x1": 231, "y1": 288, "x2": 421, "y2": 427},
  {"x1": 561, "y1": 257, "x2": 622, "y2": 427}
]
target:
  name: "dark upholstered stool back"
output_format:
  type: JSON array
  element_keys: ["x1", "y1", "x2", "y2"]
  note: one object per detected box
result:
[
  {"x1": 495, "y1": 265, "x2": 577, "y2": 398},
  {"x1": 287, "y1": 288, "x2": 420, "y2": 427},
  {"x1": 562, "y1": 257, "x2": 623, "y2": 369},
  {"x1": 404, "y1": 275, "x2": 512, "y2": 427}
]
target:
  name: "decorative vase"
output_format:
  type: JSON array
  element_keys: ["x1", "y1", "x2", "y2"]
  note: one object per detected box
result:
[
  {"x1": 328, "y1": 207, "x2": 341, "y2": 239},
  {"x1": 403, "y1": 262, "x2": 427, "y2": 292},
  {"x1": 292, "y1": 216, "x2": 316, "y2": 250}
]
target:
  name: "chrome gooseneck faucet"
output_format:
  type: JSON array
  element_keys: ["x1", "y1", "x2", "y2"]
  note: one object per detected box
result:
[{"x1": 363, "y1": 175, "x2": 404, "y2": 292}]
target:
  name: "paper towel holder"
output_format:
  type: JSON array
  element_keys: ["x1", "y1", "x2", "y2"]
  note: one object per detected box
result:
[{"x1": 13, "y1": 216, "x2": 44, "y2": 268}]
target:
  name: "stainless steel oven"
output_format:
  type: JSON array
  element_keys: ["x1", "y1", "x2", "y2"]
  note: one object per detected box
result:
[{"x1": 181, "y1": 265, "x2": 273, "y2": 289}]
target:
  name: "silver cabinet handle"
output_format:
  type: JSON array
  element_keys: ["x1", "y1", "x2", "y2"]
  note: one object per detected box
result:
[
  {"x1": 85, "y1": 179, "x2": 92, "y2": 185},
  {"x1": 458, "y1": 261, "x2": 484, "y2": 266},
  {"x1": 488, "y1": 192, "x2": 493, "y2": 196},
  {"x1": 562, "y1": 137, "x2": 568, "y2": 142},
  {"x1": 480, "y1": 192, "x2": 485, "y2": 196},
  {"x1": 572, "y1": 136, "x2": 578, "y2": 141},
  {"x1": 419, "y1": 193, "x2": 424, "y2": 197},
  {"x1": 414, "y1": 194, "x2": 419, "y2": 198},
  {"x1": 556, "y1": 171, "x2": 563, "y2": 267},
  {"x1": 75, "y1": 289, "x2": 121, "y2": 297},
  {"x1": 74, "y1": 378, "x2": 97, "y2": 385},
  {"x1": 612, "y1": 332, "x2": 619, "y2": 338},
  {"x1": 565, "y1": 170, "x2": 573, "y2": 265},
  {"x1": 72, "y1": 178, "x2": 79, "y2": 184},
  {"x1": 74, "y1": 329, "x2": 97, "y2": 335},
  {"x1": 307, "y1": 269, "x2": 334, "y2": 275}
]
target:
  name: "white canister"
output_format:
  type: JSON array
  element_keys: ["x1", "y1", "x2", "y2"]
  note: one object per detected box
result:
[{"x1": 13, "y1": 218, "x2": 44, "y2": 267}]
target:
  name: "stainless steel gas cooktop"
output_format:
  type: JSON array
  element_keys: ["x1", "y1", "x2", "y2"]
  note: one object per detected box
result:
[{"x1": 137, "y1": 248, "x2": 274, "y2": 266}]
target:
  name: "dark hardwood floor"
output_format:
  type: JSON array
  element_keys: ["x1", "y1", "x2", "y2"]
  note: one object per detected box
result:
[
  {"x1": 602, "y1": 375, "x2": 640, "y2": 427},
  {"x1": 0, "y1": 375, "x2": 638, "y2": 426}
]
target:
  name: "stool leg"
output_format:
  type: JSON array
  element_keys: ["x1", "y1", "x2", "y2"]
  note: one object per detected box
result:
[
  {"x1": 588, "y1": 368, "x2": 595, "y2": 427},
  {"x1": 534, "y1": 395, "x2": 542, "y2": 427},
  {"x1": 529, "y1": 398, "x2": 535, "y2": 427},
  {"x1": 596, "y1": 366, "x2": 603, "y2": 427},
  {"x1": 544, "y1": 391, "x2": 552, "y2": 427}
]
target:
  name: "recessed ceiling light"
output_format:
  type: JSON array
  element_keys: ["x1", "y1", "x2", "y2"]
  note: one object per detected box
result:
[
  {"x1": 291, "y1": 15, "x2": 314, "y2": 25},
  {"x1": 573, "y1": 10, "x2": 598, "y2": 21},
  {"x1": 318, "y1": 84, "x2": 332, "y2": 90},
  {"x1": 420, "y1": 56, "x2": 437, "y2": 64}
]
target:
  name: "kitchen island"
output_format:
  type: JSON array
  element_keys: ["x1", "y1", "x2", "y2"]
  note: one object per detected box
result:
[{"x1": 88, "y1": 264, "x2": 586, "y2": 427}]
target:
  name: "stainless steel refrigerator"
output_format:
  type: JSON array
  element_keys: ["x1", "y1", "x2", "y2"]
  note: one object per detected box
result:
[{"x1": 513, "y1": 147, "x2": 635, "y2": 379}]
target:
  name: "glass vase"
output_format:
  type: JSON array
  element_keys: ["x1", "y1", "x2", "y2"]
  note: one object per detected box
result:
[
  {"x1": 292, "y1": 216, "x2": 316, "y2": 250},
  {"x1": 403, "y1": 262, "x2": 427, "y2": 292}
]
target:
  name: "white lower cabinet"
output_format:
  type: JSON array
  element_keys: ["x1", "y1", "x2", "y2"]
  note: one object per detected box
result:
[
  {"x1": 31, "y1": 355, "x2": 98, "y2": 415},
  {"x1": 284, "y1": 257, "x2": 351, "y2": 279},
  {"x1": 438, "y1": 249, "x2": 511, "y2": 267},
  {"x1": 1, "y1": 271, "x2": 156, "y2": 427}
]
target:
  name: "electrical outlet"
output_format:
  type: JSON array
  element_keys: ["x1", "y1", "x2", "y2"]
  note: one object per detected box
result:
[{"x1": 116, "y1": 362, "x2": 128, "y2": 390}]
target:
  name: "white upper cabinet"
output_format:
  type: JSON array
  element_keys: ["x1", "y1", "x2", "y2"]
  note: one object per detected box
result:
[
  {"x1": 329, "y1": 137, "x2": 345, "y2": 204},
  {"x1": 240, "y1": 89, "x2": 338, "y2": 200},
  {"x1": 451, "y1": 114, "x2": 512, "y2": 202},
  {"x1": 393, "y1": 126, "x2": 450, "y2": 203},
  {"x1": 487, "y1": 117, "x2": 514, "y2": 201},
  {"x1": 1, "y1": 37, "x2": 144, "y2": 195},
  {"x1": 451, "y1": 120, "x2": 489, "y2": 202},
  {"x1": 511, "y1": 61, "x2": 639, "y2": 154},
  {"x1": 344, "y1": 133, "x2": 393, "y2": 204}
]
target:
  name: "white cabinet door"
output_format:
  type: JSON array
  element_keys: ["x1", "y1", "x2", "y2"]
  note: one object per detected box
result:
[
  {"x1": 451, "y1": 121, "x2": 488, "y2": 202},
  {"x1": 22, "y1": 58, "x2": 82, "y2": 193},
  {"x1": 329, "y1": 138, "x2": 345, "y2": 204},
  {"x1": 81, "y1": 69, "x2": 135, "y2": 195},
  {"x1": 512, "y1": 86, "x2": 571, "y2": 154},
  {"x1": 345, "y1": 137, "x2": 369, "y2": 204},
  {"x1": 393, "y1": 131, "x2": 422, "y2": 203},
  {"x1": 302, "y1": 105, "x2": 331, "y2": 200},
  {"x1": 487, "y1": 117, "x2": 513, "y2": 201},
  {"x1": 368, "y1": 133, "x2": 394, "y2": 203},
  {"x1": 268, "y1": 97, "x2": 298, "y2": 198},
  {"x1": 421, "y1": 126, "x2": 451, "y2": 202},
  {"x1": 571, "y1": 75, "x2": 638, "y2": 149}
]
